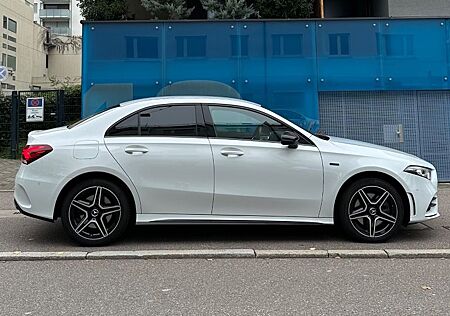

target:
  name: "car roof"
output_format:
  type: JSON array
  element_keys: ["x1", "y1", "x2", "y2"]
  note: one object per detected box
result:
[{"x1": 120, "y1": 96, "x2": 262, "y2": 108}]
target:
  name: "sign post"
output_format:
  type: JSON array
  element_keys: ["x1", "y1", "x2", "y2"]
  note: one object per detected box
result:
[
  {"x1": 0, "y1": 66, "x2": 7, "y2": 82},
  {"x1": 26, "y1": 97, "x2": 45, "y2": 122}
]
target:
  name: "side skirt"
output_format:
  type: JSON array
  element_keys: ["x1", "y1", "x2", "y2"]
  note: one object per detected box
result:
[{"x1": 136, "y1": 214, "x2": 334, "y2": 225}]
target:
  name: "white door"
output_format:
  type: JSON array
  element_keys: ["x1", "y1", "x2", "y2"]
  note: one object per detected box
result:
[
  {"x1": 206, "y1": 105, "x2": 323, "y2": 217},
  {"x1": 105, "y1": 105, "x2": 214, "y2": 214}
]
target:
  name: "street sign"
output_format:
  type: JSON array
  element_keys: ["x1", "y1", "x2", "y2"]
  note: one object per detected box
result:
[
  {"x1": 0, "y1": 66, "x2": 7, "y2": 82},
  {"x1": 26, "y1": 97, "x2": 45, "y2": 122}
]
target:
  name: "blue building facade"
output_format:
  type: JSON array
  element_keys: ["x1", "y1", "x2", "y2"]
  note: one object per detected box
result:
[{"x1": 82, "y1": 18, "x2": 450, "y2": 180}]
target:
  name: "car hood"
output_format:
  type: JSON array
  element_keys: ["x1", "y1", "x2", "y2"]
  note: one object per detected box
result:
[{"x1": 327, "y1": 136, "x2": 434, "y2": 169}]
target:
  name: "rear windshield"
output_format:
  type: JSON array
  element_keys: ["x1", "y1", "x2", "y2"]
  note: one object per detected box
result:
[{"x1": 68, "y1": 105, "x2": 119, "y2": 129}]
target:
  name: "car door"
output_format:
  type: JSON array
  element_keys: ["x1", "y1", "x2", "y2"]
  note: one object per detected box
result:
[
  {"x1": 204, "y1": 105, "x2": 323, "y2": 218},
  {"x1": 104, "y1": 104, "x2": 214, "y2": 214}
]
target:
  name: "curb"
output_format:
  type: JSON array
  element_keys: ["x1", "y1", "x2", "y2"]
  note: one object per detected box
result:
[{"x1": 1, "y1": 249, "x2": 450, "y2": 261}]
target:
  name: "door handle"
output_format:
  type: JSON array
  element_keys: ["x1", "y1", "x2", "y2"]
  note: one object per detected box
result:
[
  {"x1": 220, "y1": 148, "x2": 244, "y2": 158},
  {"x1": 125, "y1": 145, "x2": 149, "y2": 155}
]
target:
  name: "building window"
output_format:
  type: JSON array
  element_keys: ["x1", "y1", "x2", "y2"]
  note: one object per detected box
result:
[
  {"x1": 6, "y1": 54, "x2": 16, "y2": 70},
  {"x1": 2, "y1": 43, "x2": 6, "y2": 49},
  {"x1": 329, "y1": 33, "x2": 350, "y2": 56},
  {"x1": 7, "y1": 36, "x2": 16, "y2": 43},
  {"x1": 230, "y1": 35, "x2": 249, "y2": 57},
  {"x1": 272, "y1": 34, "x2": 303, "y2": 56},
  {"x1": 378, "y1": 34, "x2": 414, "y2": 57},
  {"x1": 1, "y1": 53, "x2": 6, "y2": 66},
  {"x1": 2, "y1": 34, "x2": 6, "y2": 39},
  {"x1": 34, "y1": 3, "x2": 38, "y2": 14},
  {"x1": 175, "y1": 36, "x2": 206, "y2": 58},
  {"x1": 45, "y1": 55, "x2": 49, "y2": 68},
  {"x1": 2, "y1": 17, "x2": 7, "y2": 29},
  {"x1": 7, "y1": 18, "x2": 17, "y2": 33},
  {"x1": 7, "y1": 45, "x2": 16, "y2": 52},
  {"x1": 125, "y1": 36, "x2": 158, "y2": 58}
]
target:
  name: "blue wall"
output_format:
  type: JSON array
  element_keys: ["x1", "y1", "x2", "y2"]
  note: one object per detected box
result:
[{"x1": 82, "y1": 19, "x2": 450, "y2": 131}]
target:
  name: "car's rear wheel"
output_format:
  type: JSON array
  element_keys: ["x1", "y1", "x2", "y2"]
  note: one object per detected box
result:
[
  {"x1": 61, "y1": 179, "x2": 132, "y2": 246},
  {"x1": 337, "y1": 178, "x2": 404, "y2": 242}
]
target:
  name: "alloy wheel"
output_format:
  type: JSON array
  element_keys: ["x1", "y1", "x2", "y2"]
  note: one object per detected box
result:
[
  {"x1": 68, "y1": 186, "x2": 122, "y2": 240},
  {"x1": 347, "y1": 186, "x2": 398, "y2": 238}
]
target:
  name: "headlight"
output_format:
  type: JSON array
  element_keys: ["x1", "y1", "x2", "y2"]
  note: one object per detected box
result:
[{"x1": 404, "y1": 165, "x2": 432, "y2": 180}]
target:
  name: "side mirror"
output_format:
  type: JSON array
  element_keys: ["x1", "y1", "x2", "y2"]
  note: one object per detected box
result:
[{"x1": 281, "y1": 131, "x2": 299, "y2": 149}]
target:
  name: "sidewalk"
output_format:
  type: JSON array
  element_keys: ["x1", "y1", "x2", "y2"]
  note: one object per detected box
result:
[{"x1": 0, "y1": 159, "x2": 19, "y2": 191}]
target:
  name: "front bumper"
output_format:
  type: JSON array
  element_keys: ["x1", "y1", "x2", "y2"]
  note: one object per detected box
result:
[{"x1": 404, "y1": 169, "x2": 440, "y2": 224}]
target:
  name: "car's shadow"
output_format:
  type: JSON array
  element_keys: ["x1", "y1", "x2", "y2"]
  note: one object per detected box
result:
[{"x1": 14, "y1": 218, "x2": 441, "y2": 250}]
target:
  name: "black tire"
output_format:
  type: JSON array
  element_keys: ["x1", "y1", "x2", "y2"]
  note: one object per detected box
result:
[
  {"x1": 61, "y1": 178, "x2": 132, "y2": 246},
  {"x1": 337, "y1": 178, "x2": 404, "y2": 243}
]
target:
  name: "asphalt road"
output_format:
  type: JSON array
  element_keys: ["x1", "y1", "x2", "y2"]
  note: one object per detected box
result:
[
  {"x1": 1, "y1": 258, "x2": 449, "y2": 315},
  {"x1": 0, "y1": 188, "x2": 449, "y2": 251}
]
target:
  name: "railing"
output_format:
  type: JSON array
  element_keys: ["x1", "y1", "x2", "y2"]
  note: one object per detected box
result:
[{"x1": 39, "y1": 9, "x2": 70, "y2": 19}]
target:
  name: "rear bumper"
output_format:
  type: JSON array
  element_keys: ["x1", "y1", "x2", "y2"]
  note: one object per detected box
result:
[{"x1": 14, "y1": 199, "x2": 53, "y2": 222}]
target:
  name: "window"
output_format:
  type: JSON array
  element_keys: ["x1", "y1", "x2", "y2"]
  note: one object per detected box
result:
[
  {"x1": 209, "y1": 106, "x2": 304, "y2": 143},
  {"x1": 8, "y1": 35, "x2": 16, "y2": 42},
  {"x1": 7, "y1": 19, "x2": 17, "y2": 33},
  {"x1": 176, "y1": 36, "x2": 206, "y2": 58},
  {"x1": 34, "y1": 3, "x2": 38, "y2": 14},
  {"x1": 2, "y1": 17, "x2": 6, "y2": 29},
  {"x1": 378, "y1": 34, "x2": 414, "y2": 57},
  {"x1": 329, "y1": 33, "x2": 350, "y2": 56},
  {"x1": 108, "y1": 106, "x2": 198, "y2": 137},
  {"x1": 2, "y1": 34, "x2": 6, "y2": 39},
  {"x1": 1, "y1": 53, "x2": 5, "y2": 66},
  {"x1": 2, "y1": 44, "x2": 6, "y2": 49},
  {"x1": 6, "y1": 54, "x2": 16, "y2": 70},
  {"x1": 7, "y1": 45, "x2": 16, "y2": 52},
  {"x1": 126, "y1": 36, "x2": 158, "y2": 58},
  {"x1": 230, "y1": 35, "x2": 249, "y2": 57},
  {"x1": 272, "y1": 34, "x2": 303, "y2": 56}
]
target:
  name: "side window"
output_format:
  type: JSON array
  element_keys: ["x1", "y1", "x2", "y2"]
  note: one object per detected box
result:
[
  {"x1": 209, "y1": 106, "x2": 299, "y2": 142},
  {"x1": 107, "y1": 105, "x2": 198, "y2": 137},
  {"x1": 107, "y1": 113, "x2": 139, "y2": 136},
  {"x1": 139, "y1": 106, "x2": 197, "y2": 137}
]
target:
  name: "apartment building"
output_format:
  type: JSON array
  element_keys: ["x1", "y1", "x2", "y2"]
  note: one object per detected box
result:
[
  {"x1": 0, "y1": 0, "x2": 81, "y2": 94},
  {"x1": 34, "y1": 0, "x2": 82, "y2": 36}
]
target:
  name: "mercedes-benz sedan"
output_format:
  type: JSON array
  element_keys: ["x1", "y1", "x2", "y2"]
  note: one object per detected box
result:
[{"x1": 14, "y1": 96, "x2": 439, "y2": 246}]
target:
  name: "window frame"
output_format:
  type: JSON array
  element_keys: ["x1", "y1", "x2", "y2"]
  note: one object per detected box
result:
[
  {"x1": 105, "y1": 104, "x2": 206, "y2": 138},
  {"x1": 201, "y1": 104, "x2": 314, "y2": 146}
]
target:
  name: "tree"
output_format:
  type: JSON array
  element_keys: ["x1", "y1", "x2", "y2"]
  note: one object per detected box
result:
[
  {"x1": 77, "y1": 0, "x2": 127, "y2": 21},
  {"x1": 253, "y1": 0, "x2": 314, "y2": 18},
  {"x1": 140, "y1": 0, "x2": 194, "y2": 19},
  {"x1": 200, "y1": 0, "x2": 258, "y2": 19}
]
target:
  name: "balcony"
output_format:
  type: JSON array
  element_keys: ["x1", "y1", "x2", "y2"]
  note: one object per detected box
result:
[
  {"x1": 47, "y1": 26, "x2": 71, "y2": 36},
  {"x1": 39, "y1": 9, "x2": 71, "y2": 19}
]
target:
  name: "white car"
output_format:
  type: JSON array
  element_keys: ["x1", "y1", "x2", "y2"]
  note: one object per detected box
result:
[{"x1": 14, "y1": 96, "x2": 439, "y2": 246}]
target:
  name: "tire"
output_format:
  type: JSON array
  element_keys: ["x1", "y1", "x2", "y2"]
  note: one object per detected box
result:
[
  {"x1": 61, "y1": 178, "x2": 132, "y2": 246},
  {"x1": 337, "y1": 178, "x2": 404, "y2": 243}
]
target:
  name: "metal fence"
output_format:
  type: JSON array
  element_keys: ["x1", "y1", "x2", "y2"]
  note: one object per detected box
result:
[{"x1": 0, "y1": 90, "x2": 81, "y2": 159}]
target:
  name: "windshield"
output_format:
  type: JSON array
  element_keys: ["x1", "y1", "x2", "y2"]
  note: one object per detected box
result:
[{"x1": 68, "y1": 105, "x2": 119, "y2": 129}]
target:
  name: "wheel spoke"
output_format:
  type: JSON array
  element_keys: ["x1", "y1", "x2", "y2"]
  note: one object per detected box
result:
[
  {"x1": 75, "y1": 218, "x2": 93, "y2": 234},
  {"x1": 377, "y1": 211, "x2": 397, "y2": 224},
  {"x1": 358, "y1": 189, "x2": 373, "y2": 206},
  {"x1": 101, "y1": 204, "x2": 121, "y2": 214},
  {"x1": 368, "y1": 217, "x2": 377, "y2": 237},
  {"x1": 93, "y1": 186, "x2": 103, "y2": 207},
  {"x1": 375, "y1": 191, "x2": 390, "y2": 208},
  {"x1": 349, "y1": 207, "x2": 368, "y2": 220},
  {"x1": 71, "y1": 200, "x2": 90, "y2": 212},
  {"x1": 95, "y1": 219, "x2": 108, "y2": 237}
]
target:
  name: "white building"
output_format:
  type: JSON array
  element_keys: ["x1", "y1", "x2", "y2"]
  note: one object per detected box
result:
[{"x1": 34, "y1": 0, "x2": 82, "y2": 36}]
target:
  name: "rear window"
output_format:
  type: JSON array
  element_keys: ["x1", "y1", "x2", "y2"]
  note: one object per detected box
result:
[{"x1": 68, "y1": 105, "x2": 119, "y2": 129}]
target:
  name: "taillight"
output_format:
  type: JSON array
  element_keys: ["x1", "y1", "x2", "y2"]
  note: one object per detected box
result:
[{"x1": 21, "y1": 145, "x2": 53, "y2": 165}]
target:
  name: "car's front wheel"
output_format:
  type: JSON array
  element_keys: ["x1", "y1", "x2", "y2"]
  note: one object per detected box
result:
[
  {"x1": 337, "y1": 178, "x2": 404, "y2": 242},
  {"x1": 61, "y1": 179, "x2": 132, "y2": 246}
]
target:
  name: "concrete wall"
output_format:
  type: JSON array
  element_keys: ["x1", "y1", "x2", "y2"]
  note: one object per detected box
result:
[
  {"x1": 47, "y1": 36, "x2": 81, "y2": 84},
  {"x1": 388, "y1": 0, "x2": 450, "y2": 17}
]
